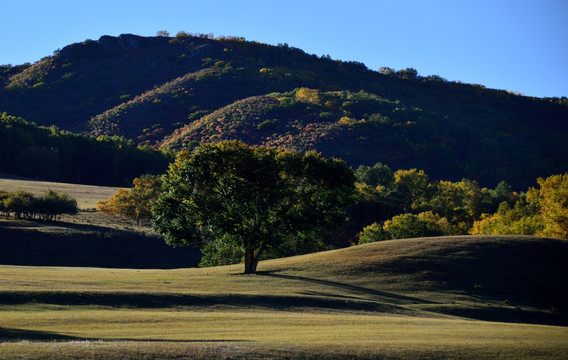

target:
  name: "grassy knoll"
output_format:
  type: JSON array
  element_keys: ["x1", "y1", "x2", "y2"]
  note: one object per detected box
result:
[
  {"x1": 1, "y1": 236, "x2": 568, "y2": 358},
  {"x1": 1, "y1": 176, "x2": 567, "y2": 358},
  {"x1": 0, "y1": 176, "x2": 202, "y2": 268},
  {"x1": 0, "y1": 176, "x2": 118, "y2": 210}
]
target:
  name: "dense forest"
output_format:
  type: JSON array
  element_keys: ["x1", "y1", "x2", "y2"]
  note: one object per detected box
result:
[
  {"x1": 1, "y1": 33, "x2": 567, "y2": 188},
  {"x1": 0, "y1": 112, "x2": 172, "y2": 186}
]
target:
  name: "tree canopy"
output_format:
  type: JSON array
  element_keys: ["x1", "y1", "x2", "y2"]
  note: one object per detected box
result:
[
  {"x1": 151, "y1": 141, "x2": 356, "y2": 273},
  {"x1": 354, "y1": 167, "x2": 568, "y2": 243}
]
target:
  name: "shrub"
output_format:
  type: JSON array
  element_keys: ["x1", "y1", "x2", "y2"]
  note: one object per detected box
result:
[
  {"x1": 257, "y1": 120, "x2": 276, "y2": 131},
  {"x1": 357, "y1": 211, "x2": 456, "y2": 243},
  {"x1": 295, "y1": 88, "x2": 321, "y2": 105},
  {"x1": 319, "y1": 112, "x2": 334, "y2": 120},
  {"x1": 2, "y1": 190, "x2": 77, "y2": 220},
  {"x1": 358, "y1": 222, "x2": 390, "y2": 244}
]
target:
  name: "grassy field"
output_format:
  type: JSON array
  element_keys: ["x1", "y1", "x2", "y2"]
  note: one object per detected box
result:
[
  {"x1": 1, "y1": 236, "x2": 568, "y2": 359},
  {"x1": 0, "y1": 175, "x2": 118, "y2": 210},
  {"x1": 1, "y1": 177, "x2": 567, "y2": 358},
  {"x1": 2, "y1": 307, "x2": 567, "y2": 359}
]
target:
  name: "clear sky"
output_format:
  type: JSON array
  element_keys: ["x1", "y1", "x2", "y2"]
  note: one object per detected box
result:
[{"x1": 1, "y1": 0, "x2": 566, "y2": 98}]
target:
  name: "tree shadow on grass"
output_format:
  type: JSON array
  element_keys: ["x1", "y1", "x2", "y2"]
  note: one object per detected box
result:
[
  {"x1": 0, "y1": 327, "x2": 82, "y2": 341},
  {"x1": 0, "y1": 291, "x2": 414, "y2": 314},
  {"x1": 257, "y1": 271, "x2": 436, "y2": 305},
  {"x1": 0, "y1": 218, "x2": 115, "y2": 233},
  {"x1": 0, "y1": 327, "x2": 248, "y2": 343}
]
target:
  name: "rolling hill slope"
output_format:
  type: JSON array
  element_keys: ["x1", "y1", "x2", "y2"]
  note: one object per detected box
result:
[
  {"x1": 2, "y1": 233, "x2": 567, "y2": 358},
  {"x1": 160, "y1": 89, "x2": 568, "y2": 188},
  {"x1": 0, "y1": 176, "x2": 201, "y2": 268},
  {"x1": 1, "y1": 235, "x2": 566, "y2": 325}
]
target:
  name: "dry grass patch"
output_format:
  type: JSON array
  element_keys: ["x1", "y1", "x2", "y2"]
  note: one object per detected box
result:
[{"x1": 0, "y1": 176, "x2": 118, "y2": 210}]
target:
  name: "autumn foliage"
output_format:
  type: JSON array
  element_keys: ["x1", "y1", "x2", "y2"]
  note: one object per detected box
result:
[
  {"x1": 471, "y1": 174, "x2": 568, "y2": 239},
  {"x1": 96, "y1": 175, "x2": 162, "y2": 225}
]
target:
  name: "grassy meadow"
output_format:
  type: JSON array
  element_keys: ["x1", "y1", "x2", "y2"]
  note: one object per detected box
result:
[
  {"x1": 1, "y1": 177, "x2": 568, "y2": 359},
  {"x1": 0, "y1": 176, "x2": 118, "y2": 210}
]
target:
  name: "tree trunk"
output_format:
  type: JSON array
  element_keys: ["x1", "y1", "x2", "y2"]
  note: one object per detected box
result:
[
  {"x1": 244, "y1": 249, "x2": 258, "y2": 274},
  {"x1": 243, "y1": 243, "x2": 268, "y2": 274}
]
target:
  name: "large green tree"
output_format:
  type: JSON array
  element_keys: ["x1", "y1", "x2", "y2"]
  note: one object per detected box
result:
[{"x1": 152, "y1": 141, "x2": 356, "y2": 273}]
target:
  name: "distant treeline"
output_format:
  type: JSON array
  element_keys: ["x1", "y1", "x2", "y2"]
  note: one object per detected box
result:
[
  {"x1": 0, "y1": 112, "x2": 174, "y2": 186},
  {"x1": 0, "y1": 189, "x2": 77, "y2": 221}
]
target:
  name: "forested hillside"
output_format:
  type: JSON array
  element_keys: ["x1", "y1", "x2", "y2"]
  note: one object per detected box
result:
[
  {"x1": 0, "y1": 112, "x2": 172, "y2": 186},
  {"x1": 1, "y1": 33, "x2": 567, "y2": 188}
]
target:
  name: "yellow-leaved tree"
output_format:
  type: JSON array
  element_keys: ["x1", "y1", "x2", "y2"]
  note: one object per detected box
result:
[
  {"x1": 531, "y1": 174, "x2": 568, "y2": 239},
  {"x1": 96, "y1": 174, "x2": 162, "y2": 226},
  {"x1": 470, "y1": 173, "x2": 567, "y2": 239}
]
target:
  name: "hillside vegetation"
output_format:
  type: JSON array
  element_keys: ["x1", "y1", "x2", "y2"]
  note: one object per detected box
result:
[
  {"x1": 1, "y1": 235, "x2": 567, "y2": 358},
  {"x1": 1, "y1": 33, "x2": 567, "y2": 188},
  {"x1": 162, "y1": 88, "x2": 568, "y2": 189}
]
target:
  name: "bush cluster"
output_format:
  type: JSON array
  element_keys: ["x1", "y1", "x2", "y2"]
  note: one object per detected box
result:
[{"x1": 0, "y1": 189, "x2": 77, "y2": 221}]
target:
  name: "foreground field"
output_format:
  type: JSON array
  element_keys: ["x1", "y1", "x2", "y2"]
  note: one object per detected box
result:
[
  {"x1": 1, "y1": 236, "x2": 567, "y2": 359},
  {"x1": 2, "y1": 308, "x2": 567, "y2": 359}
]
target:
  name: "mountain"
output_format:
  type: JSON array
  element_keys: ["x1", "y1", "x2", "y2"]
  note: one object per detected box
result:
[{"x1": 1, "y1": 33, "x2": 567, "y2": 189}]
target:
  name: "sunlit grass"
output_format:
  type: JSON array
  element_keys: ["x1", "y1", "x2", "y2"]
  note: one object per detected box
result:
[
  {"x1": 1, "y1": 308, "x2": 567, "y2": 359},
  {"x1": 0, "y1": 177, "x2": 118, "y2": 210}
]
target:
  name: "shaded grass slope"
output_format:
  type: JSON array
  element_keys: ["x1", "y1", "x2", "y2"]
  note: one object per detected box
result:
[
  {"x1": 0, "y1": 219, "x2": 201, "y2": 269},
  {"x1": 262, "y1": 235, "x2": 568, "y2": 325},
  {"x1": 0, "y1": 176, "x2": 202, "y2": 269},
  {"x1": 1, "y1": 235, "x2": 566, "y2": 325}
]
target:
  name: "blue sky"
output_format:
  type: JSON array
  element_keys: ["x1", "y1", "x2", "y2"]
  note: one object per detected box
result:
[{"x1": 1, "y1": 0, "x2": 566, "y2": 98}]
